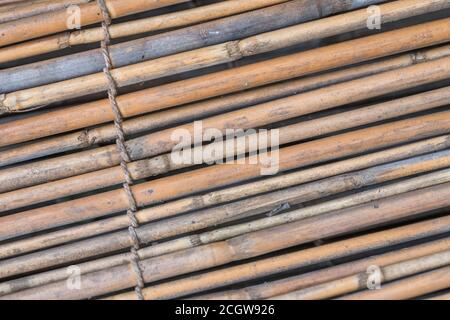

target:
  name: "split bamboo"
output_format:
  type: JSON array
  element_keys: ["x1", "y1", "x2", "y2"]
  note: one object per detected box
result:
[
  {"x1": 0, "y1": 0, "x2": 290, "y2": 63},
  {"x1": 339, "y1": 266, "x2": 450, "y2": 300},
  {"x1": 2, "y1": 152, "x2": 449, "y2": 274},
  {"x1": 2, "y1": 44, "x2": 449, "y2": 167},
  {"x1": 0, "y1": 111, "x2": 449, "y2": 241},
  {"x1": 2, "y1": 18, "x2": 450, "y2": 145},
  {"x1": 4, "y1": 0, "x2": 449, "y2": 110},
  {"x1": 3, "y1": 185, "x2": 450, "y2": 300},
  {"x1": 193, "y1": 237, "x2": 450, "y2": 300},
  {"x1": 270, "y1": 250, "x2": 450, "y2": 299},
  {"x1": 2, "y1": 60, "x2": 450, "y2": 194},
  {"x1": 0, "y1": 0, "x2": 191, "y2": 47}
]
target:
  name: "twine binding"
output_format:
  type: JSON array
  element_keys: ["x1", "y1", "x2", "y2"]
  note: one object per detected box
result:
[{"x1": 97, "y1": 0, "x2": 145, "y2": 300}]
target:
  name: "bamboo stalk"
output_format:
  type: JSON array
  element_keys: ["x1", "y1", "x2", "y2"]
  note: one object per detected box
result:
[
  {"x1": 2, "y1": 45, "x2": 449, "y2": 167},
  {"x1": 2, "y1": 61, "x2": 450, "y2": 195},
  {"x1": 2, "y1": 152, "x2": 449, "y2": 274},
  {"x1": 0, "y1": 0, "x2": 290, "y2": 63},
  {"x1": 4, "y1": 0, "x2": 448, "y2": 110},
  {"x1": 339, "y1": 266, "x2": 450, "y2": 300},
  {"x1": 2, "y1": 18, "x2": 450, "y2": 146},
  {"x1": 4, "y1": 184, "x2": 450, "y2": 300},
  {"x1": 0, "y1": 0, "x2": 356, "y2": 92},
  {"x1": 1, "y1": 134, "x2": 447, "y2": 252},
  {"x1": 0, "y1": 0, "x2": 191, "y2": 47},
  {"x1": 427, "y1": 292, "x2": 450, "y2": 300},
  {"x1": 271, "y1": 250, "x2": 450, "y2": 299},
  {"x1": 0, "y1": 110, "x2": 448, "y2": 242},
  {"x1": 109, "y1": 216, "x2": 450, "y2": 300},
  {"x1": 0, "y1": 0, "x2": 91, "y2": 23},
  {"x1": 193, "y1": 237, "x2": 450, "y2": 300}
]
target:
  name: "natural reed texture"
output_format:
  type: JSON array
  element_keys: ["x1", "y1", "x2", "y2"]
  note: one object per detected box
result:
[
  {"x1": 4, "y1": 0, "x2": 448, "y2": 110},
  {"x1": 0, "y1": 0, "x2": 290, "y2": 63},
  {"x1": 2, "y1": 59, "x2": 450, "y2": 194},
  {"x1": 2, "y1": 153, "x2": 449, "y2": 275},
  {"x1": 271, "y1": 250, "x2": 450, "y2": 299},
  {"x1": 1, "y1": 110, "x2": 449, "y2": 241},
  {"x1": 193, "y1": 237, "x2": 450, "y2": 299},
  {"x1": 2, "y1": 44, "x2": 449, "y2": 167},
  {"x1": 339, "y1": 266, "x2": 450, "y2": 300},
  {"x1": 0, "y1": 0, "x2": 190, "y2": 47},
  {"x1": 5, "y1": 192, "x2": 449, "y2": 300},
  {"x1": 2, "y1": 17, "x2": 450, "y2": 145}
]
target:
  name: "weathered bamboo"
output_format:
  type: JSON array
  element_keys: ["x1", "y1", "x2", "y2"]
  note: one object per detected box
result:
[
  {"x1": 0, "y1": 0, "x2": 91, "y2": 23},
  {"x1": 2, "y1": 62, "x2": 450, "y2": 194},
  {"x1": 1, "y1": 110, "x2": 448, "y2": 241},
  {"x1": 193, "y1": 237, "x2": 450, "y2": 300},
  {"x1": 2, "y1": 45, "x2": 449, "y2": 167},
  {"x1": 0, "y1": 0, "x2": 362, "y2": 92},
  {"x1": 4, "y1": 184, "x2": 450, "y2": 300},
  {"x1": 2, "y1": 216, "x2": 447, "y2": 298},
  {"x1": 0, "y1": 0, "x2": 191, "y2": 47},
  {"x1": 339, "y1": 266, "x2": 450, "y2": 300},
  {"x1": 271, "y1": 250, "x2": 450, "y2": 299},
  {"x1": 4, "y1": 0, "x2": 448, "y2": 110},
  {"x1": 2, "y1": 18, "x2": 449, "y2": 145},
  {"x1": 108, "y1": 216, "x2": 450, "y2": 300},
  {"x1": 0, "y1": 0, "x2": 290, "y2": 63},
  {"x1": 2, "y1": 134, "x2": 447, "y2": 254},
  {"x1": 427, "y1": 292, "x2": 450, "y2": 300},
  {"x1": 2, "y1": 152, "x2": 448, "y2": 274}
]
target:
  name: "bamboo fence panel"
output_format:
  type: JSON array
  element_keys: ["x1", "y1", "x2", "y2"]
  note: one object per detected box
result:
[
  {"x1": 2, "y1": 18, "x2": 450, "y2": 145},
  {"x1": 1, "y1": 44, "x2": 449, "y2": 167},
  {"x1": 193, "y1": 237, "x2": 450, "y2": 300},
  {"x1": 3, "y1": 0, "x2": 449, "y2": 110}
]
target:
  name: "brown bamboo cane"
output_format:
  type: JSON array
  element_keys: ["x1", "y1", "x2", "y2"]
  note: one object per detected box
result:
[
  {"x1": 4, "y1": 0, "x2": 448, "y2": 110},
  {"x1": 0, "y1": 0, "x2": 91, "y2": 23},
  {"x1": 2, "y1": 84, "x2": 450, "y2": 211},
  {"x1": 1, "y1": 18, "x2": 450, "y2": 147},
  {"x1": 108, "y1": 216, "x2": 450, "y2": 300},
  {"x1": 0, "y1": 0, "x2": 290, "y2": 63},
  {"x1": 2, "y1": 217, "x2": 448, "y2": 299},
  {"x1": 3, "y1": 45, "x2": 449, "y2": 168},
  {"x1": 270, "y1": 250, "x2": 450, "y2": 299},
  {"x1": 2, "y1": 153, "x2": 449, "y2": 276},
  {"x1": 2, "y1": 59, "x2": 450, "y2": 195},
  {"x1": 0, "y1": 110, "x2": 449, "y2": 242},
  {"x1": 193, "y1": 237, "x2": 450, "y2": 300},
  {"x1": 0, "y1": 0, "x2": 190, "y2": 47},
  {"x1": 1, "y1": 134, "x2": 447, "y2": 257},
  {"x1": 4, "y1": 183, "x2": 450, "y2": 300},
  {"x1": 339, "y1": 266, "x2": 450, "y2": 300}
]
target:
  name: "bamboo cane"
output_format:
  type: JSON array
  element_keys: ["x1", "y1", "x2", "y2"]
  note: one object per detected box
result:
[
  {"x1": 270, "y1": 250, "x2": 450, "y2": 299},
  {"x1": 4, "y1": 184, "x2": 450, "y2": 300},
  {"x1": 2, "y1": 45, "x2": 449, "y2": 167},
  {"x1": 427, "y1": 292, "x2": 450, "y2": 300},
  {"x1": 0, "y1": 0, "x2": 353, "y2": 92},
  {"x1": 1, "y1": 218, "x2": 447, "y2": 299},
  {"x1": 2, "y1": 18, "x2": 449, "y2": 146},
  {"x1": 109, "y1": 216, "x2": 450, "y2": 300},
  {"x1": 0, "y1": 0, "x2": 290, "y2": 63},
  {"x1": 1, "y1": 133, "x2": 447, "y2": 251},
  {"x1": 4, "y1": 0, "x2": 447, "y2": 110},
  {"x1": 0, "y1": 0, "x2": 91, "y2": 23},
  {"x1": 2, "y1": 61, "x2": 450, "y2": 195},
  {"x1": 2, "y1": 152, "x2": 449, "y2": 274},
  {"x1": 0, "y1": 110, "x2": 448, "y2": 241},
  {"x1": 0, "y1": 0, "x2": 191, "y2": 47},
  {"x1": 339, "y1": 266, "x2": 450, "y2": 300},
  {"x1": 193, "y1": 237, "x2": 450, "y2": 300}
]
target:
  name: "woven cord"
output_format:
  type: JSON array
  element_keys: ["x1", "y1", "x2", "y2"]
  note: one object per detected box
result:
[{"x1": 97, "y1": 0, "x2": 145, "y2": 300}]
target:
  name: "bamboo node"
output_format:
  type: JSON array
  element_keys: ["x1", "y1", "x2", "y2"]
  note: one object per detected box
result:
[{"x1": 0, "y1": 94, "x2": 9, "y2": 115}]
